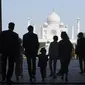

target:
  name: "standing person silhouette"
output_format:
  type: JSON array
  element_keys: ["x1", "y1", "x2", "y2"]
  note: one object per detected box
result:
[
  {"x1": 38, "y1": 47, "x2": 48, "y2": 81},
  {"x1": 15, "y1": 38, "x2": 24, "y2": 81},
  {"x1": 56, "y1": 32, "x2": 73, "y2": 82},
  {"x1": 48, "y1": 36, "x2": 59, "y2": 79},
  {"x1": 0, "y1": 22, "x2": 20, "y2": 84},
  {"x1": 75, "y1": 32, "x2": 85, "y2": 74},
  {"x1": 23, "y1": 25, "x2": 39, "y2": 81}
]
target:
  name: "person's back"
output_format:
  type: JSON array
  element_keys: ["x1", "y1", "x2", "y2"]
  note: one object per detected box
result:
[
  {"x1": 49, "y1": 41, "x2": 58, "y2": 59},
  {"x1": 1, "y1": 22, "x2": 20, "y2": 84},
  {"x1": 38, "y1": 52, "x2": 48, "y2": 68},
  {"x1": 38, "y1": 47, "x2": 48, "y2": 81},
  {"x1": 76, "y1": 37, "x2": 85, "y2": 57},
  {"x1": 23, "y1": 32, "x2": 39, "y2": 55},
  {"x1": 57, "y1": 32, "x2": 73, "y2": 82},
  {"x1": 1, "y1": 30, "x2": 19, "y2": 56},
  {"x1": 23, "y1": 25, "x2": 39, "y2": 81},
  {"x1": 23, "y1": 25, "x2": 39, "y2": 56},
  {"x1": 59, "y1": 39, "x2": 73, "y2": 60},
  {"x1": 48, "y1": 36, "x2": 59, "y2": 78},
  {"x1": 75, "y1": 32, "x2": 85, "y2": 74}
]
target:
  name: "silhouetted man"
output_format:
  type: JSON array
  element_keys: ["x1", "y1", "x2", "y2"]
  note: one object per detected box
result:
[
  {"x1": 23, "y1": 25, "x2": 39, "y2": 81},
  {"x1": 75, "y1": 32, "x2": 85, "y2": 74},
  {"x1": 0, "y1": 22, "x2": 20, "y2": 84},
  {"x1": 48, "y1": 36, "x2": 59, "y2": 79}
]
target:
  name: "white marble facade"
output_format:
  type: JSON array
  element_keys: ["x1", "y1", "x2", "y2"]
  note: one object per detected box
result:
[{"x1": 41, "y1": 12, "x2": 68, "y2": 42}]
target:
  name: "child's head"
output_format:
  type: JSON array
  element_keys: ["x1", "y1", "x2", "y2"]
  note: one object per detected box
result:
[
  {"x1": 53, "y1": 35, "x2": 58, "y2": 41},
  {"x1": 40, "y1": 47, "x2": 46, "y2": 54}
]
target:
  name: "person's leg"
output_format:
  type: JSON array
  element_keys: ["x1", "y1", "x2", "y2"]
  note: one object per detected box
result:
[
  {"x1": 65, "y1": 59, "x2": 70, "y2": 75},
  {"x1": 1, "y1": 55, "x2": 7, "y2": 81},
  {"x1": 44, "y1": 68, "x2": 46, "y2": 78},
  {"x1": 79, "y1": 56, "x2": 83, "y2": 73},
  {"x1": 40, "y1": 67, "x2": 44, "y2": 81},
  {"x1": 57, "y1": 60, "x2": 64, "y2": 76},
  {"x1": 53, "y1": 59, "x2": 57, "y2": 78},
  {"x1": 6, "y1": 56, "x2": 14, "y2": 82},
  {"x1": 83, "y1": 58, "x2": 85, "y2": 73},
  {"x1": 49, "y1": 59, "x2": 53, "y2": 76},
  {"x1": 64, "y1": 60, "x2": 70, "y2": 82},
  {"x1": 26, "y1": 56, "x2": 32, "y2": 80},
  {"x1": 32, "y1": 57, "x2": 36, "y2": 79},
  {"x1": 15, "y1": 61, "x2": 20, "y2": 81}
]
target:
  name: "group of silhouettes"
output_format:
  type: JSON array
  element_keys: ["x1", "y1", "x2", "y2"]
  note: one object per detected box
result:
[{"x1": 0, "y1": 22, "x2": 85, "y2": 84}]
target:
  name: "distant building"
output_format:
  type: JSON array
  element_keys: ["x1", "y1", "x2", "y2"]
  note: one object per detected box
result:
[
  {"x1": 28, "y1": 11, "x2": 80, "y2": 52},
  {"x1": 40, "y1": 12, "x2": 68, "y2": 41}
]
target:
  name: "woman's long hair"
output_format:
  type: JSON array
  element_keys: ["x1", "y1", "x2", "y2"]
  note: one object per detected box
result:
[{"x1": 61, "y1": 31, "x2": 69, "y2": 40}]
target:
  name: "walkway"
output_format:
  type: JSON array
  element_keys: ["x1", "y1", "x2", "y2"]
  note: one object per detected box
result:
[{"x1": 0, "y1": 58, "x2": 85, "y2": 85}]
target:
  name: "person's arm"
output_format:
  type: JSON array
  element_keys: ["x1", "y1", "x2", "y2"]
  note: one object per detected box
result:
[
  {"x1": 36, "y1": 35, "x2": 39, "y2": 51},
  {"x1": 75, "y1": 39, "x2": 79, "y2": 55},
  {"x1": 22, "y1": 35, "x2": 24, "y2": 48},
  {"x1": 48, "y1": 43, "x2": 52, "y2": 56}
]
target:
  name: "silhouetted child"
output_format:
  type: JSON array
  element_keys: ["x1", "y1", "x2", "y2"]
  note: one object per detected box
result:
[
  {"x1": 15, "y1": 38, "x2": 24, "y2": 81},
  {"x1": 38, "y1": 47, "x2": 48, "y2": 81}
]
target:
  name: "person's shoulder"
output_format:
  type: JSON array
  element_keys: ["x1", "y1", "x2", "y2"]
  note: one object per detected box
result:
[
  {"x1": 2, "y1": 30, "x2": 7, "y2": 32},
  {"x1": 13, "y1": 31, "x2": 18, "y2": 35},
  {"x1": 50, "y1": 41, "x2": 54, "y2": 44},
  {"x1": 33, "y1": 33, "x2": 38, "y2": 36},
  {"x1": 38, "y1": 54, "x2": 42, "y2": 58},
  {"x1": 12, "y1": 31, "x2": 19, "y2": 37},
  {"x1": 23, "y1": 33, "x2": 28, "y2": 37},
  {"x1": 59, "y1": 40, "x2": 63, "y2": 43},
  {"x1": 1, "y1": 30, "x2": 9, "y2": 35},
  {"x1": 83, "y1": 37, "x2": 85, "y2": 40}
]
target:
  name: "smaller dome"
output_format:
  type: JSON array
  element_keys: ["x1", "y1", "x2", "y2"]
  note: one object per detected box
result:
[
  {"x1": 60, "y1": 22, "x2": 64, "y2": 26},
  {"x1": 43, "y1": 22, "x2": 48, "y2": 27},
  {"x1": 47, "y1": 12, "x2": 60, "y2": 24},
  {"x1": 77, "y1": 17, "x2": 80, "y2": 20}
]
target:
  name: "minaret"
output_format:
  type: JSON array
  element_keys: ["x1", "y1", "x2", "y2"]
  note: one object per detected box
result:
[
  {"x1": 28, "y1": 17, "x2": 30, "y2": 26},
  {"x1": 77, "y1": 17, "x2": 80, "y2": 34},
  {"x1": 72, "y1": 25, "x2": 74, "y2": 40},
  {"x1": 66, "y1": 24, "x2": 68, "y2": 34}
]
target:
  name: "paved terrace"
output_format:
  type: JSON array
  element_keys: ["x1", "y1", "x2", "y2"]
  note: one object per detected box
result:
[{"x1": 0, "y1": 58, "x2": 85, "y2": 85}]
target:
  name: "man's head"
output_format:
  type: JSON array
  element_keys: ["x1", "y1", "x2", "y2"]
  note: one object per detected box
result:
[
  {"x1": 27, "y1": 25, "x2": 34, "y2": 33},
  {"x1": 77, "y1": 32, "x2": 84, "y2": 39},
  {"x1": 53, "y1": 35, "x2": 58, "y2": 41},
  {"x1": 8, "y1": 22, "x2": 15, "y2": 31}
]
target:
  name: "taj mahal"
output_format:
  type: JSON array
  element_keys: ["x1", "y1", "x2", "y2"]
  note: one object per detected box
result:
[{"x1": 28, "y1": 11, "x2": 80, "y2": 51}]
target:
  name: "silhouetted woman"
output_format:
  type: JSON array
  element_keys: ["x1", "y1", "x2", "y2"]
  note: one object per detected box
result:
[{"x1": 57, "y1": 31, "x2": 73, "y2": 82}]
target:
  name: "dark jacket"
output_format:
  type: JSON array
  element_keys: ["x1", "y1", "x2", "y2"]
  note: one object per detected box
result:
[
  {"x1": 38, "y1": 54, "x2": 48, "y2": 68},
  {"x1": 0, "y1": 30, "x2": 20, "y2": 56},
  {"x1": 58, "y1": 40, "x2": 73, "y2": 61},
  {"x1": 49, "y1": 41, "x2": 59, "y2": 59},
  {"x1": 23, "y1": 32, "x2": 39, "y2": 56},
  {"x1": 75, "y1": 37, "x2": 85, "y2": 57}
]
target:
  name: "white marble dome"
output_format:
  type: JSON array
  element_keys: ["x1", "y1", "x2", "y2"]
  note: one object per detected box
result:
[
  {"x1": 47, "y1": 12, "x2": 60, "y2": 24},
  {"x1": 43, "y1": 22, "x2": 48, "y2": 27}
]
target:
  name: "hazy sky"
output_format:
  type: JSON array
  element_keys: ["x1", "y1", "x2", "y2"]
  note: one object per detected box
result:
[{"x1": 2, "y1": 0, "x2": 85, "y2": 38}]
